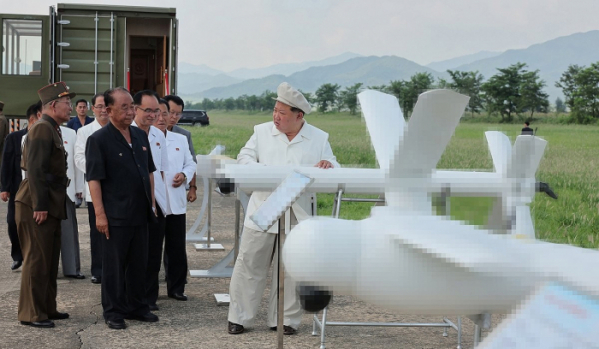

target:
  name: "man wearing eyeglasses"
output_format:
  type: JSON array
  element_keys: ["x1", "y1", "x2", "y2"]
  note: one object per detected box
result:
[
  {"x1": 132, "y1": 90, "x2": 170, "y2": 310},
  {"x1": 75, "y1": 93, "x2": 110, "y2": 285},
  {"x1": 15, "y1": 82, "x2": 75, "y2": 328}
]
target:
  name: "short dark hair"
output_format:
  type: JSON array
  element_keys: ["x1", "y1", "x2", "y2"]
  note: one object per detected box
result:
[
  {"x1": 133, "y1": 90, "x2": 160, "y2": 106},
  {"x1": 76, "y1": 99, "x2": 88, "y2": 107},
  {"x1": 290, "y1": 106, "x2": 304, "y2": 116},
  {"x1": 525, "y1": 121, "x2": 530, "y2": 126},
  {"x1": 159, "y1": 98, "x2": 170, "y2": 112},
  {"x1": 103, "y1": 87, "x2": 132, "y2": 107},
  {"x1": 91, "y1": 93, "x2": 104, "y2": 106},
  {"x1": 164, "y1": 95, "x2": 184, "y2": 112},
  {"x1": 26, "y1": 102, "x2": 40, "y2": 118}
]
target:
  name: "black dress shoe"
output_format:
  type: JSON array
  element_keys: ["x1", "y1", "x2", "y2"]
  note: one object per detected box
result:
[
  {"x1": 148, "y1": 304, "x2": 159, "y2": 311},
  {"x1": 105, "y1": 319, "x2": 126, "y2": 330},
  {"x1": 168, "y1": 293, "x2": 188, "y2": 301},
  {"x1": 228, "y1": 321, "x2": 244, "y2": 334},
  {"x1": 20, "y1": 320, "x2": 55, "y2": 328},
  {"x1": 90, "y1": 276, "x2": 101, "y2": 284},
  {"x1": 127, "y1": 312, "x2": 158, "y2": 322},
  {"x1": 11, "y1": 260, "x2": 22, "y2": 271},
  {"x1": 65, "y1": 273, "x2": 85, "y2": 279},
  {"x1": 48, "y1": 312, "x2": 69, "y2": 320},
  {"x1": 270, "y1": 325, "x2": 297, "y2": 335}
]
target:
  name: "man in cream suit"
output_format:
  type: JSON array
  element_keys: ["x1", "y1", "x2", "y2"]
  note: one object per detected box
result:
[
  {"x1": 227, "y1": 82, "x2": 339, "y2": 335},
  {"x1": 75, "y1": 93, "x2": 110, "y2": 284}
]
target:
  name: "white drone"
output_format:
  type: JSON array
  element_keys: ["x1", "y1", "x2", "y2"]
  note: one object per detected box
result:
[{"x1": 198, "y1": 89, "x2": 596, "y2": 319}]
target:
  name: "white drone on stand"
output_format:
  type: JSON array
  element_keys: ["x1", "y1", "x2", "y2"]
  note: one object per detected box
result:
[
  {"x1": 280, "y1": 90, "x2": 599, "y2": 320},
  {"x1": 198, "y1": 89, "x2": 594, "y2": 322}
]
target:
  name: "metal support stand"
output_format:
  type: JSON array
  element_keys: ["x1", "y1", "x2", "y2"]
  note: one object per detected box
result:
[
  {"x1": 312, "y1": 188, "x2": 462, "y2": 349},
  {"x1": 194, "y1": 178, "x2": 224, "y2": 250},
  {"x1": 189, "y1": 189, "x2": 249, "y2": 279},
  {"x1": 277, "y1": 211, "x2": 287, "y2": 349},
  {"x1": 473, "y1": 325, "x2": 481, "y2": 347}
]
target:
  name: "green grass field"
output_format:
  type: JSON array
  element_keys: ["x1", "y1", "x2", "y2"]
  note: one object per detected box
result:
[{"x1": 185, "y1": 110, "x2": 599, "y2": 248}]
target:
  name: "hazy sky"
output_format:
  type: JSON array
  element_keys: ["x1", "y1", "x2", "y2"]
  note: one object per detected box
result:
[{"x1": 4, "y1": 0, "x2": 599, "y2": 72}]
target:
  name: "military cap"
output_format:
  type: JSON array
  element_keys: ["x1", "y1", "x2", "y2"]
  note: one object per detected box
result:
[
  {"x1": 38, "y1": 81, "x2": 76, "y2": 105},
  {"x1": 273, "y1": 82, "x2": 311, "y2": 114}
]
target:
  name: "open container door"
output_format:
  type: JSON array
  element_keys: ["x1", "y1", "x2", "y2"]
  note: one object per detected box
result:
[
  {"x1": 168, "y1": 17, "x2": 177, "y2": 95},
  {"x1": 0, "y1": 12, "x2": 49, "y2": 118},
  {"x1": 55, "y1": 4, "x2": 125, "y2": 105}
]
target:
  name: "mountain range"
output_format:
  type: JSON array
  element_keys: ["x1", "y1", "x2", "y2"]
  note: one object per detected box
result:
[{"x1": 178, "y1": 30, "x2": 599, "y2": 102}]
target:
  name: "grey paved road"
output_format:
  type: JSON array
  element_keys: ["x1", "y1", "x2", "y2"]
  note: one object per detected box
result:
[{"x1": 0, "y1": 187, "x2": 494, "y2": 349}]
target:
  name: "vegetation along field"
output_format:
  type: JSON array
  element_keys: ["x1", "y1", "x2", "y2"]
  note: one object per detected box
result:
[{"x1": 186, "y1": 110, "x2": 599, "y2": 248}]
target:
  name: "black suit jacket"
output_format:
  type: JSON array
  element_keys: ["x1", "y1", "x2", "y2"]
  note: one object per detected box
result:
[
  {"x1": 86, "y1": 122, "x2": 156, "y2": 226},
  {"x1": 0, "y1": 128, "x2": 27, "y2": 195}
]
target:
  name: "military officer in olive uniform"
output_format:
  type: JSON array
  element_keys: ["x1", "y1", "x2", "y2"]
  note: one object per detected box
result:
[{"x1": 15, "y1": 82, "x2": 75, "y2": 328}]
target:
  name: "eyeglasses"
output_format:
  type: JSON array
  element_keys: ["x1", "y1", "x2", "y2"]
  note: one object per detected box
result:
[
  {"x1": 93, "y1": 104, "x2": 106, "y2": 109},
  {"x1": 169, "y1": 111, "x2": 182, "y2": 118},
  {"x1": 136, "y1": 106, "x2": 161, "y2": 115}
]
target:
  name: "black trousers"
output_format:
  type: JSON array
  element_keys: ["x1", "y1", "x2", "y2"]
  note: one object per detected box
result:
[
  {"x1": 164, "y1": 214, "x2": 187, "y2": 295},
  {"x1": 7, "y1": 196, "x2": 23, "y2": 262},
  {"x1": 145, "y1": 206, "x2": 165, "y2": 306},
  {"x1": 101, "y1": 224, "x2": 149, "y2": 321},
  {"x1": 87, "y1": 202, "x2": 102, "y2": 278}
]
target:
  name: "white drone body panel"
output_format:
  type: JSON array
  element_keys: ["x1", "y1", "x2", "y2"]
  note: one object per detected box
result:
[{"x1": 283, "y1": 209, "x2": 599, "y2": 315}]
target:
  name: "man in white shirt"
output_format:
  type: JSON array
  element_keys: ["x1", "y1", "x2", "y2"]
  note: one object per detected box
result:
[
  {"x1": 228, "y1": 82, "x2": 339, "y2": 335},
  {"x1": 74, "y1": 93, "x2": 110, "y2": 284},
  {"x1": 59, "y1": 126, "x2": 85, "y2": 279},
  {"x1": 132, "y1": 90, "x2": 169, "y2": 310},
  {"x1": 150, "y1": 99, "x2": 195, "y2": 305}
]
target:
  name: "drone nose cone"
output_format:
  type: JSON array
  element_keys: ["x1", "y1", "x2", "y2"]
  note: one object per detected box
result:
[
  {"x1": 297, "y1": 284, "x2": 332, "y2": 313},
  {"x1": 283, "y1": 217, "x2": 360, "y2": 292}
]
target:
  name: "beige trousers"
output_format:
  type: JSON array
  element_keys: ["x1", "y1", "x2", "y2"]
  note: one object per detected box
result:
[{"x1": 228, "y1": 221, "x2": 302, "y2": 329}]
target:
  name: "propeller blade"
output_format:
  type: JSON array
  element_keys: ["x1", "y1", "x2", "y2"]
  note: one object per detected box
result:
[
  {"x1": 485, "y1": 131, "x2": 512, "y2": 175},
  {"x1": 390, "y1": 89, "x2": 470, "y2": 177},
  {"x1": 357, "y1": 90, "x2": 405, "y2": 172},
  {"x1": 514, "y1": 205, "x2": 535, "y2": 239},
  {"x1": 507, "y1": 135, "x2": 547, "y2": 179}
]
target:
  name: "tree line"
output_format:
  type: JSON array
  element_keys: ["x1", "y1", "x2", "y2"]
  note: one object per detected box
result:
[{"x1": 186, "y1": 61, "x2": 599, "y2": 124}]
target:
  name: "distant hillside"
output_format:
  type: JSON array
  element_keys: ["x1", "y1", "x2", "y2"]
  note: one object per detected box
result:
[
  {"x1": 178, "y1": 62, "x2": 225, "y2": 76},
  {"x1": 227, "y1": 52, "x2": 363, "y2": 80},
  {"x1": 426, "y1": 51, "x2": 501, "y2": 72},
  {"x1": 455, "y1": 30, "x2": 599, "y2": 101},
  {"x1": 199, "y1": 56, "x2": 444, "y2": 99},
  {"x1": 177, "y1": 73, "x2": 242, "y2": 95}
]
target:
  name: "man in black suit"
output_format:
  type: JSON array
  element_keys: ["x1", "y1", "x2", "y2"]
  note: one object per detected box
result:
[
  {"x1": 86, "y1": 87, "x2": 158, "y2": 330},
  {"x1": 521, "y1": 121, "x2": 534, "y2": 135},
  {"x1": 0, "y1": 102, "x2": 41, "y2": 271}
]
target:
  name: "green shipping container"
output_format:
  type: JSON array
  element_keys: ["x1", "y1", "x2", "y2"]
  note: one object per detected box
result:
[{"x1": 0, "y1": 3, "x2": 178, "y2": 121}]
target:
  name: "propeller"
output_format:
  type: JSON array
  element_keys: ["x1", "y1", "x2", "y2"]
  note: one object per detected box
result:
[{"x1": 485, "y1": 132, "x2": 548, "y2": 236}]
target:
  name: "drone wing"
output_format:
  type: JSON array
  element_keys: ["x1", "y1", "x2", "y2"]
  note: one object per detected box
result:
[
  {"x1": 391, "y1": 89, "x2": 470, "y2": 177},
  {"x1": 358, "y1": 90, "x2": 405, "y2": 172}
]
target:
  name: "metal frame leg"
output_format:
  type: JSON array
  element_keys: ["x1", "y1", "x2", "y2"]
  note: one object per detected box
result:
[
  {"x1": 473, "y1": 324, "x2": 481, "y2": 347},
  {"x1": 320, "y1": 307, "x2": 328, "y2": 349}
]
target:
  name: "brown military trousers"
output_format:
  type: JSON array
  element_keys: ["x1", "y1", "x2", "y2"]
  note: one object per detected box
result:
[{"x1": 16, "y1": 202, "x2": 62, "y2": 322}]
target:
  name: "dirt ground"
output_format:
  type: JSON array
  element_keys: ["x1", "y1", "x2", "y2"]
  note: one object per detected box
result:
[{"x1": 0, "y1": 185, "x2": 501, "y2": 349}]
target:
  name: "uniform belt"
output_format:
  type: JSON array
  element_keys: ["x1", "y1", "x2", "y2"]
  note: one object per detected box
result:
[{"x1": 45, "y1": 174, "x2": 70, "y2": 187}]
